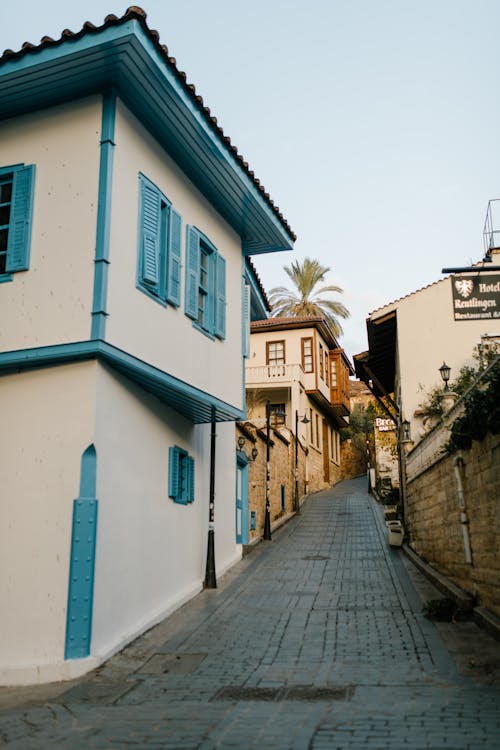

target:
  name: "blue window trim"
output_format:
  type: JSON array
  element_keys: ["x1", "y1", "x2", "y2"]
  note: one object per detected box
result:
[
  {"x1": 185, "y1": 225, "x2": 226, "y2": 340},
  {"x1": 168, "y1": 445, "x2": 195, "y2": 504}
]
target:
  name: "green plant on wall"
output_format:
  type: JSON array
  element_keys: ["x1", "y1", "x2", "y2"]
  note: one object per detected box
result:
[
  {"x1": 418, "y1": 344, "x2": 498, "y2": 419},
  {"x1": 446, "y1": 358, "x2": 500, "y2": 452}
]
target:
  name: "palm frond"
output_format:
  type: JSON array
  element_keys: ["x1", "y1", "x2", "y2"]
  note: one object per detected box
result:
[{"x1": 269, "y1": 257, "x2": 349, "y2": 338}]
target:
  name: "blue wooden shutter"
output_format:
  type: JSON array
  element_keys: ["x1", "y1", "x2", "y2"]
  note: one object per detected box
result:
[
  {"x1": 242, "y1": 278, "x2": 250, "y2": 357},
  {"x1": 168, "y1": 446, "x2": 180, "y2": 500},
  {"x1": 214, "y1": 253, "x2": 226, "y2": 339},
  {"x1": 166, "y1": 208, "x2": 182, "y2": 306},
  {"x1": 6, "y1": 164, "x2": 35, "y2": 273},
  {"x1": 141, "y1": 178, "x2": 161, "y2": 287},
  {"x1": 185, "y1": 226, "x2": 199, "y2": 319},
  {"x1": 186, "y1": 456, "x2": 195, "y2": 503}
]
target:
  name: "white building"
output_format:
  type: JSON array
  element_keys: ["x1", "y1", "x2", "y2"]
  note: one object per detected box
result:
[
  {"x1": 354, "y1": 248, "x2": 500, "y2": 445},
  {"x1": 0, "y1": 8, "x2": 293, "y2": 685}
]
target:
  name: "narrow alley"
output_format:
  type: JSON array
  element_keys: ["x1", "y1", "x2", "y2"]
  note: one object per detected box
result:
[{"x1": 1, "y1": 477, "x2": 499, "y2": 749}]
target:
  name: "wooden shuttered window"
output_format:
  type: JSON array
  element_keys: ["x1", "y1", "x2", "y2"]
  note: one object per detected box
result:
[
  {"x1": 166, "y1": 208, "x2": 182, "y2": 306},
  {"x1": 1, "y1": 164, "x2": 36, "y2": 277},
  {"x1": 138, "y1": 174, "x2": 182, "y2": 305},
  {"x1": 185, "y1": 225, "x2": 200, "y2": 319},
  {"x1": 242, "y1": 278, "x2": 251, "y2": 358},
  {"x1": 185, "y1": 225, "x2": 226, "y2": 340},
  {"x1": 214, "y1": 253, "x2": 226, "y2": 340},
  {"x1": 169, "y1": 446, "x2": 195, "y2": 505}
]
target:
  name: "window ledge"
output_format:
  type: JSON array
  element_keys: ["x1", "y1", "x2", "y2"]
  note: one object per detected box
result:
[
  {"x1": 136, "y1": 281, "x2": 167, "y2": 308},
  {"x1": 0, "y1": 273, "x2": 13, "y2": 283},
  {"x1": 192, "y1": 321, "x2": 216, "y2": 341}
]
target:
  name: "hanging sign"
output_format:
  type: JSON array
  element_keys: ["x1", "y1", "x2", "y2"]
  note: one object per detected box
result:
[
  {"x1": 452, "y1": 274, "x2": 500, "y2": 321},
  {"x1": 375, "y1": 417, "x2": 395, "y2": 432}
]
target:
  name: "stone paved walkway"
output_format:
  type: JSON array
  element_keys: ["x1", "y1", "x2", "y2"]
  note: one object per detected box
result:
[{"x1": 1, "y1": 477, "x2": 499, "y2": 748}]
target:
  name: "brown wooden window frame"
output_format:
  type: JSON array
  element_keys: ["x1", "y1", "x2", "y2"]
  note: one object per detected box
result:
[
  {"x1": 269, "y1": 402, "x2": 286, "y2": 428},
  {"x1": 301, "y1": 337, "x2": 314, "y2": 373},
  {"x1": 266, "y1": 339, "x2": 286, "y2": 366}
]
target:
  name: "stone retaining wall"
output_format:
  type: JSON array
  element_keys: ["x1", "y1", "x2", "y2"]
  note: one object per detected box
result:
[{"x1": 405, "y1": 431, "x2": 500, "y2": 618}]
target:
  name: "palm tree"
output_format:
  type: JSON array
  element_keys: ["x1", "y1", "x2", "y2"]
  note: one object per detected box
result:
[{"x1": 268, "y1": 257, "x2": 349, "y2": 338}]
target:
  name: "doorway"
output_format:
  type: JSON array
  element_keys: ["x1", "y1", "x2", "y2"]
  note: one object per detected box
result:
[{"x1": 236, "y1": 456, "x2": 249, "y2": 544}]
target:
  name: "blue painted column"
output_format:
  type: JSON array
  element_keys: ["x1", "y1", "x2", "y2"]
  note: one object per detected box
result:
[
  {"x1": 91, "y1": 90, "x2": 116, "y2": 340},
  {"x1": 65, "y1": 445, "x2": 98, "y2": 660}
]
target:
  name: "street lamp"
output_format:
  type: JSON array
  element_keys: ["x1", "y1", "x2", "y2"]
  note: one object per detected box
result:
[
  {"x1": 264, "y1": 401, "x2": 286, "y2": 540},
  {"x1": 294, "y1": 410, "x2": 310, "y2": 513},
  {"x1": 439, "y1": 362, "x2": 451, "y2": 392}
]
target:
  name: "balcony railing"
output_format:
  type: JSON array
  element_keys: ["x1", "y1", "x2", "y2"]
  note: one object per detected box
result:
[{"x1": 246, "y1": 363, "x2": 305, "y2": 386}]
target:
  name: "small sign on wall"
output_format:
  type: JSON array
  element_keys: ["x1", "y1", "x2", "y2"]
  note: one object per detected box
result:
[
  {"x1": 376, "y1": 417, "x2": 395, "y2": 432},
  {"x1": 452, "y1": 274, "x2": 500, "y2": 321}
]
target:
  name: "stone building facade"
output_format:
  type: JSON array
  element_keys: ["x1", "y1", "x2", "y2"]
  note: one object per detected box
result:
[{"x1": 236, "y1": 421, "x2": 307, "y2": 543}]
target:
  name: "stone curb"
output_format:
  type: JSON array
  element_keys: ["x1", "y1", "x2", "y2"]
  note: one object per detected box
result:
[
  {"x1": 402, "y1": 543, "x2": 500, "y2": 642},
  {"x1": 474, "y1": 606, "x2": 500, "y2": 643},
  {"x1": 402, "y1": 544, "x2": 475, "y2": 611}
]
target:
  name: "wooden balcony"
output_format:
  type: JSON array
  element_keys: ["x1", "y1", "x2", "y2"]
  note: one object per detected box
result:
[{"x1": 329, "y1": 350, "x2": 351, "y2": 417}]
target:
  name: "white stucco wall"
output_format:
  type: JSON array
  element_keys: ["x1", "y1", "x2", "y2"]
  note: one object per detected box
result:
[
  {"x1": 0, "y1": 98, "x2": 101, "y2": 352},
  {"x1": 91, "y1": 364, "x2": 241, "y2": 661},
  {"x1": 0, "y1": 361, "x2": 97, "y2": 685},
  {"x1": 373, "y1": 275, "x2": 500, "y2": 440},
  {"x1": 104, "y1": 100, "x2": 244, "y2": 410}
]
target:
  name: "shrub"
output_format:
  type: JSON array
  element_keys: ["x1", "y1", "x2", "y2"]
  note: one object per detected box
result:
[{"x1": 446, "y1": 358, "x2": 500, "y2": 453}]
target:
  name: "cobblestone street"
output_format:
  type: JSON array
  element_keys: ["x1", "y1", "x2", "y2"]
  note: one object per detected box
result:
[{"x1": 1, "y1": 477, "x2": 499, "y2": 749}]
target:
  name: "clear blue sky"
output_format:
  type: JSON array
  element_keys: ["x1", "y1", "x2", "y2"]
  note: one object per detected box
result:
[{"x1": 2, "y1": 1, "x2": 500, "y2": 358}]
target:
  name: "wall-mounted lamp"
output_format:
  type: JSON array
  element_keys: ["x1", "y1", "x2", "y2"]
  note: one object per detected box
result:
[
  {"x1": 401, "y1": 419, "x2": 411, "y2": 442},
  {"x1": 439, "y1": 362, "x2": 451, "y2": 392},
  {"x1": 237, "y1": 435, "x2": 258, "y2": 461}
]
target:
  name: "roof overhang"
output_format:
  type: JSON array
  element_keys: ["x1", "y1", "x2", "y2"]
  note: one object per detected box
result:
[
  {"x1": 245, "y1": 259, "x2": 270, "y2": 321},
  {"x1": 306, "y1": 389, "x2": 349, "y2": 429},
  {"x1": 354, "y1": 310, "x2": 397, "y2": 397},
  {"x1": 0, "y1": 340, "x2": 243, "y2": 423},
  {"x1": 0, "y1": 13, "x2": 294, "y2": 257},
  {"x1": 251, "y1": 316, "x2": 341, "y2": 350}
]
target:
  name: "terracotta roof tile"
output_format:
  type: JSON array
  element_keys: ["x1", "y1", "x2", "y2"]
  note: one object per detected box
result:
[
  {"x1": 246, "y1": 258, "x2": 271, "y2": 312},
  {"x1": 0, "y1": 5, "x2": 295, "y2": 243}
]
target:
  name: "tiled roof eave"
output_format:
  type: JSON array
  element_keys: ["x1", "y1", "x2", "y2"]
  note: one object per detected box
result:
[{"x1": 0, "y1": 6, "x2": 295, "y2": 252}]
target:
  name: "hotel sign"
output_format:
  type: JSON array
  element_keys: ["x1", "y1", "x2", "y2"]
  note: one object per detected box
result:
[{"x1": 452, "y1": 274, "x2": 500, "y2": 321}]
